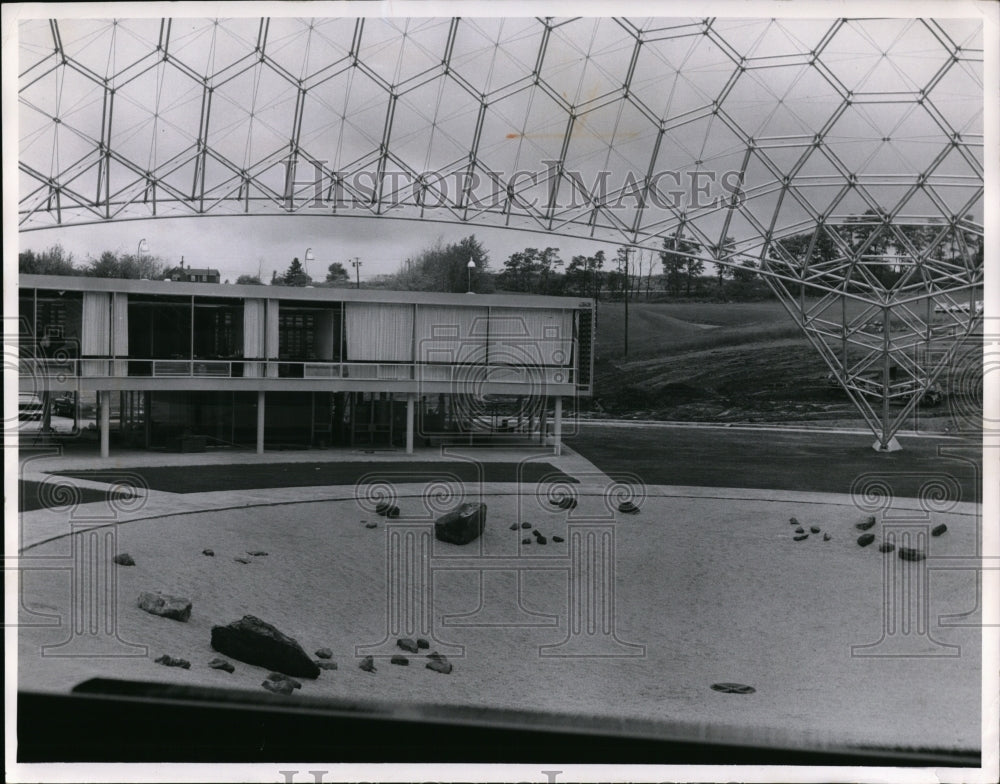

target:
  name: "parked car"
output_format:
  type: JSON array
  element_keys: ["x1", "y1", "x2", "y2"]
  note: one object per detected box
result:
[
  {"x1": 18, "y1": 393, "x2": 43, "y2": 421},
  {"x1": 51, "y1": 394, "x2": 75, "y2": 417},
  {"x1": 52, "y1": 394, "x2": 97, "y2": 419},
  {"x1": 933, "y1": 300, "x2": 983, "y2": 314}
]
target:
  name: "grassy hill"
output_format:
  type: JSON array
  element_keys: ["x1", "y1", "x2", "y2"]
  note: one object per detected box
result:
[{"x1": 585, "y1": 299, "x2": 965, "y2": 429}]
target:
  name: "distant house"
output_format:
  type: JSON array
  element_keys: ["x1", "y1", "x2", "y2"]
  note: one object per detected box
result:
[{"x1": 165, "y1": 260, "x2": 220, "y2": 284}]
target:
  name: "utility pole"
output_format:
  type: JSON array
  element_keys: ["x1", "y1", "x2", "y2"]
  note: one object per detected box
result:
[
  {"x1": 624, "y1": 247, "x2": 631, "y2": 358},
  {"x1": 351, "y1": 257, "x2": 362, "y2": 289}
]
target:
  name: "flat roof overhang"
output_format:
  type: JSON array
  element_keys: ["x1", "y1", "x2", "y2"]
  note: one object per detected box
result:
[
  {"x1": 20, "y1": 376, "x2": 584, "y2": 397},
  {"x1": 18, "y1": 275, "x2": 593, "y2": 311}
]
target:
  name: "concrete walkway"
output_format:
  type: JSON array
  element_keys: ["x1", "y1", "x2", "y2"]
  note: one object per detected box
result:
[{"x1": 16, "y1": 442, "x2": 610, "y2": 552}]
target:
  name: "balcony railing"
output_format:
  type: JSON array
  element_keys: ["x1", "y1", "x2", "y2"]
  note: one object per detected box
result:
[{"x1": 20, "y1": 358, "x2": 576, "y2": 385}]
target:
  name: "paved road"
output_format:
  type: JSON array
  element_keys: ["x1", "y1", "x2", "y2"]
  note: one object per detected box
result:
[{"x1": 566, "y1": 423, "x2": 982, "y2": 503}]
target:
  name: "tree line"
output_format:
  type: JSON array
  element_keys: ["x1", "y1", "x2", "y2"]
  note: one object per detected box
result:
[
  {"x1": 20, "y1": 209, "x2": 982, "y2": 300},
  {"x1": 19, "y1": 245, "x2": 167, "y2": 280}
]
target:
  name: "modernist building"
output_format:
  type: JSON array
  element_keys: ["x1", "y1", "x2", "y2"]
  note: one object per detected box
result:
[{"x1": 18, "y1": 275, "x2": 594, "y2": 457}]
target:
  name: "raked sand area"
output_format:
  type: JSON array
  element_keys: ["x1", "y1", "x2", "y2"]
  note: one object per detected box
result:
[{"x1": 17, "y1": 482, "x2": 981, "y2": 754}]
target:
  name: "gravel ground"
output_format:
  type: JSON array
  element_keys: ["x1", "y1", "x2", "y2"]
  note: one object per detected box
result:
[{"x1": 18, "y1": 491, "x2": 980, "y2": 753}]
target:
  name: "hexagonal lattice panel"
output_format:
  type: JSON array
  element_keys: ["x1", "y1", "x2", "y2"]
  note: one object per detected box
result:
[{"x1": 17, "y1": 16, "x2": 985, "y2": 447}]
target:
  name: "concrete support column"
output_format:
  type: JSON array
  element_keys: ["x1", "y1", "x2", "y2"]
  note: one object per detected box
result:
[
  {"x1": 41, "y1": 391, "x2": 52, "y2": 433},
  {"x1": 99, "y1": 390, "x2": 110, "y2": 458},
  {"x1": 539, "y1": 398, "x2": 548, "y2": 444},
  {"x1": 256, "y1": 390, "x2": 265, "y2": 455},
  {"x1": 405, "y1": 393, "x2": 415, "y2": 454},
  {"x1": 553, "y1": 396, "x2": 563, "y2": 456}
]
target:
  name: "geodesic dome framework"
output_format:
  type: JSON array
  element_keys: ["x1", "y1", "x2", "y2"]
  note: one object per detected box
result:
[{"x1": 17, "y1": 16, "x2": 985, "y2": 448}]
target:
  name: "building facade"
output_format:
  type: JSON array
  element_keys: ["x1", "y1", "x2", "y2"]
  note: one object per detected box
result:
[{"x1": 18, "y1": 275, "x2": 594, "y2": 456}]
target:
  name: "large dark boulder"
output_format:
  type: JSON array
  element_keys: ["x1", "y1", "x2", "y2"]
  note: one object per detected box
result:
[
  {"x1": 210, "y1": 615, "x2": 320, "y2": 679},
  {"x1": 434, "y1": 502, "x2": 487, "y2": 545}
]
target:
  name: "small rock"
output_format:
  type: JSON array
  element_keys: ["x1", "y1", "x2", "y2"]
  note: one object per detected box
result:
[
  {"x1": 618, "y1": 501, "x2": 640, "y2": 514},
  {"x1": 247, "y1": 550, "x2": 268, "y2": 557},
  {"x1": 793, "y1": 533, "x2": 809, "y2": 541},
  {"x1": 794, "y1": 527, "x2": 805, "y2": 534},
  {"x1": 315, "y1": 647, "x2": 333, "y2": 659},
  {"x1": 202, "y1": 549, "x2": 215, "y2": 557},
  {"x1": 391, "y1": 655, "x2": 409, "y2": 666},
  {"x1": 857, "y1": 533, "x2": 876, "y2": 547},
  {"x1": 521, "y1": 522, "x2": 532, "y2": 529},
  {"x1": 789, "y1": 517, "x2": 799, "y2": 526},
  {"x1": 810, "y1": 526, "x2": 821, "y2": 534},
  {"x1": 931, "y1": 523, "x2": 948, "y2": 537},
  {"x1": 365, "y1": 522, "x2": 378, "y2": 529},
  {"x1": 397, "y1": 638, "x2": 419, "y2": 653},
  {"x1": 208, "y1": 657, "x2": 235, "y2": 673},
  {"x1": 879, "y1": 542, "x2": 895, "y2": 553},
  {"x1": 315, "y1": 660, "x2": 338, "y2": 670},
  {"x1": 536, "y1": 535, "x2": 548, "y2": 545},
  {"x1": 375, "y1": 501, "x2": 393, "y2": 516},
  {"x1": 154, "y1": 654, "x2": 191, "y2": 669},
  {"x1": 899, "y1": 547, "x2": 926, "y2": 562},
  {"x1": 267, "y1": 672, "x2": 302, "y2": 689},
  {"x1": 113, "y1": 553, "x2": 135, "y2": 566},
  {"x1": 521, "y1": 538, "x2": 531, "y2": 545},
  {"x1": 385, "y1": 506, "x2": 400, "y2": 519},
  {"x1": 138, "y1": 591, "x2": 192, "y2": 622},
  {"x1": 509, "y1": 523, "x2": 519, "y2": 530},
  {"x1": 426, "y1": 652, "x2": 453, "y2": 674},
  {"x1": 856, "y1": 516, "x2": 877, "y2": 531},
  {"x1": 417, "y1": 639, "x2": 429, "y2": 649},
  {"x1": 552, "y1": 536, "x2": 564, "y2": 543},
  {"x1": 262, "y1": 679, "x2": 294, "y2": 695},
  {"x1": 822, "y1": 533, "x2": 831, "y2": 541},
  {"x1": 359, "y1": 655, "x2": 376, "y2": 673},
  {"x1": 234, "y1": 557, "x2": 252, "y2": 564}
]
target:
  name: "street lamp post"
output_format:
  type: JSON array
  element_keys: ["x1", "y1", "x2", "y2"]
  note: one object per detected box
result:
[
  {"x1": 351, "y1": 257, "x2": 362, "y2": 289},
  {"x1": 467, "y1": 258, "x2": 476, "y2": 293},
  {"x1": 304, "y1": 247, "x2": 315, "y2": 277}
]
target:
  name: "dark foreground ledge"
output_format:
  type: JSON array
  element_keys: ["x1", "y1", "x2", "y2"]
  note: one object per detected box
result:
[{"x1": 18, "y1": 678, "x2": 980, "y2": 766}]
